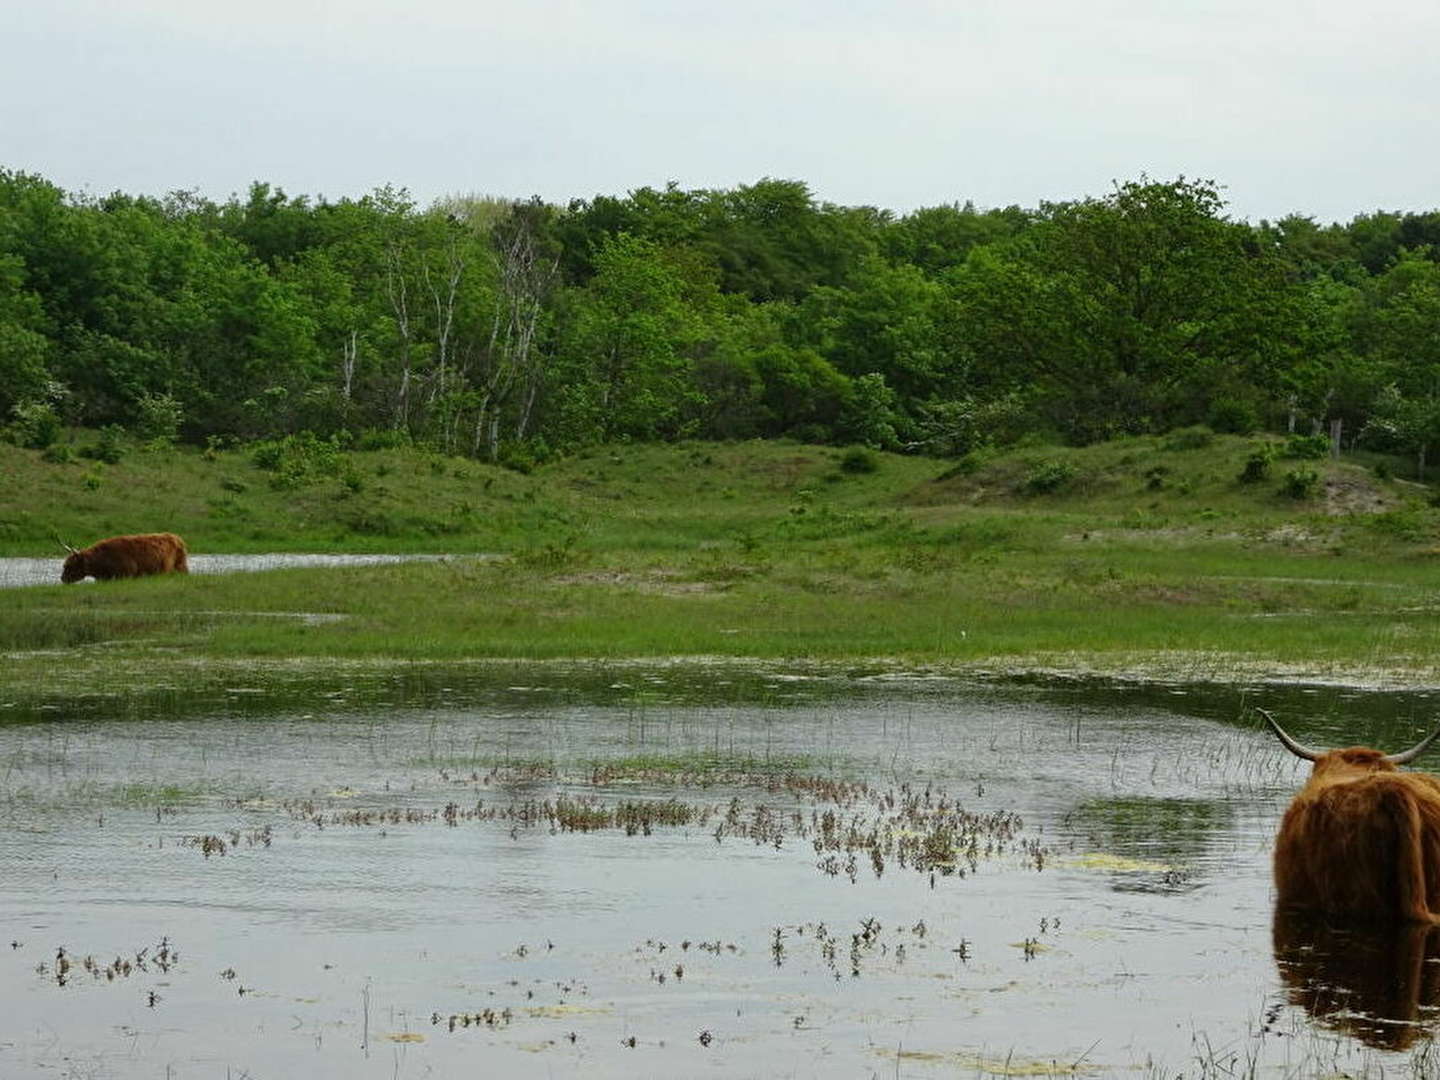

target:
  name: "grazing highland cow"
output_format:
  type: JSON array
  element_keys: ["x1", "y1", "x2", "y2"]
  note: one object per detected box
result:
[
  {"x1": 60, "y1": 533, "x2": 189, "y2": 583},
  {"x1": 1263, "y1": 707, "x2": 1440, "y2": 923}
]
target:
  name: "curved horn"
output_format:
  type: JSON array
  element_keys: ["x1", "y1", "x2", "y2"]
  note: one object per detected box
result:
[
  {"x1": 1256, "y1": 708, "x2": 1322, "y2": 762},
  {"x1": 1384, "y1": 722, "x2": 1440, "y2": 765}
]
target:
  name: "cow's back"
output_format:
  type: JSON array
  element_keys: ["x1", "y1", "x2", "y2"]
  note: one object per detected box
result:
[{"x1": 1277, "y1": 773, "x2": 1440, "y2": 922}]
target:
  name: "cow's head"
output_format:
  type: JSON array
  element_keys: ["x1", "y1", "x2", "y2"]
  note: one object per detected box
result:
[
  {"x1": 59, "y1": 543, "x2": 84, "y2": 584},
  {"x1": 1260, "y1": 708, "x2": 1440, "y2": 777}
]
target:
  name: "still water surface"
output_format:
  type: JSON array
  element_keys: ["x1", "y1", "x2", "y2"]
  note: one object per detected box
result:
[
  {"x1": 1, "y1": 667, "x2": 1437, "y2": 1077},
  {"x1": 0, "y1": 553, "x2": 460, "y2": 589}
]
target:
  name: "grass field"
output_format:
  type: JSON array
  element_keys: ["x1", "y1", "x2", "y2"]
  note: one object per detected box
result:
[{"x1": 5, "y1": 429, "x2": 1440, "y2": 698}]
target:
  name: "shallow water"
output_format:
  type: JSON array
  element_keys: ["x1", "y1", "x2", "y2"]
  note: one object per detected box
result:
[
  {"x1": 1, "y1": 667, "x2": 1438, "y2": 1077},
  {"x1": 0, "y1": 552, "x2": 461, "y2": 589}
]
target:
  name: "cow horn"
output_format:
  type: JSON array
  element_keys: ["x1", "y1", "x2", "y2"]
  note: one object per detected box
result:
[
  {"x1": 1256, "y1": 708, "x2": 1322, "y2": 762},
  {"x1": 1384, "y1": 723, "x2": 1440, "y2": 765}
]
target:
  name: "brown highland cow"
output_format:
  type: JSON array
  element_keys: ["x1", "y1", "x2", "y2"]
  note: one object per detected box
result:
[
  {"x1": 1263, "y1": 708, "x2": 1440, "y2": 923},
  {"x1": 60, "y1": 533, "x2": 189, "y2": 583}
]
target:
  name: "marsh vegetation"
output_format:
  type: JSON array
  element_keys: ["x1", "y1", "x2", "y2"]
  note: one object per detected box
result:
[{"x1": 4, "y1": 666, "x2": 1440, "y2": 1076}]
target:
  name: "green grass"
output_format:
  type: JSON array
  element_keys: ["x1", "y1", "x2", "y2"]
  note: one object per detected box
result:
[{"x1": 5, "y1": 430, "x2": 1440, "y2": 698}]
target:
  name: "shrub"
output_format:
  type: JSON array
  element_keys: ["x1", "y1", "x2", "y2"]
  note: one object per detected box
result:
[
  {"x1": 135, "y1": 392, "x2": 184, "y2": 446},
  {"x1": 202, "y1": 434, "x2": 228, "y2": 462},
  {"x1": 355, "y1": 427, "x2": 413, "y2": 452},
  {"x1": 497, "y1": 441, "x2": 538, "y2": 474},
  {"x1": 839, "y1": 447, "x2": 879, "y2": 474},
  {"x1": 1282, "y1": 468, "x2": 1322, "y2": 499},
  {"x1": 250, "y1": 432, "x2": 344, "y2": 489},
  {"x1": 7, "y1": 400, "x2": 62, "y2": 449},
  {"x1": 41, "y1": 444, "x2": 73, "y2": 464},
  {"x1": 1021, "y1": 460, "x2": 1076, "y2": 495},
  {"x1": 1144, "y1": 466, "x2": 1168, "y2": 491},
  {"x1": 79, "y1": 425, "x2": 126, "y2": 464},
  {"x1": 1284, "y1": 433, "x2": 1331, "y2": 460},
  {"x1": 1238, "y1": 446, "x2": 1272, "y2": 484},
  {"x1": 1208, "y1": 399, "x2": 1259, "y2": 435}
]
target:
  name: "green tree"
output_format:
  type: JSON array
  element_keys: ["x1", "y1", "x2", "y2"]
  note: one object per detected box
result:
[
  {"x1": 550, "y1": 233, "x2": 704, "y2": 444},
  {"x1": 947, "y1": 177, "x2": 1297, "y2": 442}
]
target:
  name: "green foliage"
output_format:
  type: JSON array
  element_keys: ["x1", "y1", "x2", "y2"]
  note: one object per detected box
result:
[
  {"x1": 1238, "y1": 446, "x2": 1273, "y2": 484},
  {"x1": 79, "y1": 424, "x2": 126, "y2": 464},
  {"x1": 135, "y1": 391, "x2": 184, "y2": 446},
  {"x1": 839, "y1": 447, "x2": 879, "y2": 474},
  {"x1": 1283, "y1": 433, "x2": 1331, "y2": 460},
  {"x1": 1021, "y1": 460, "x2": 1076, "y2": 495},
  {"x1": 1281, "y1": 467, "x2": 1322, "y2": 499},
  {"x1": 1206, "y1": 398, "x2": 1259, "y2": 435},
  {"x1": 6, "y1": 400, "x2": 61, "y2": 449},
  {"x1": 250, "y1": 431, "x2": 345, "y2": 489},
  {"x1": 3, "y1": 165, "x2": 1440, "y2": 465},
  {"x1": 1365, "y1": 505, "x2": 1434, "y2": 542}
]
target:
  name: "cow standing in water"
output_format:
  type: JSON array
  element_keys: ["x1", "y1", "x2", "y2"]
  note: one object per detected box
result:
[
  {"x1": 1262, "y1": 708, "x2": 1440, "y2": 923},
  {"x1": 60, "y1": 533, "x2": 189, "y2": 583}
]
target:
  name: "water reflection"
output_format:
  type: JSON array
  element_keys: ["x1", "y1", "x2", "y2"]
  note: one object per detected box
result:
[
  {"x1": 8, "y1": 661, "x2": 1440, "y2": 1075},
  {"x1": 1273, "y1": 908, "x2": 1440, "y2": 1050},
  {"x1": 1068, "y1": 796, "x2": 1228, "y2": 893}
]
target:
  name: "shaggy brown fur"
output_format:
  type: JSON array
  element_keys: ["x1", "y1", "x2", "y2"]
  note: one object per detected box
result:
[
  {"x1": 61, "y1": 533, "x2": 189, "y2": 583},
  {"x1": 1274, "y1": 746, "x2": 1440, "y2": 923}
]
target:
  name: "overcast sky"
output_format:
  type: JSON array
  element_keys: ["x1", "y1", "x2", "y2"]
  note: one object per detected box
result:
[{"x1": 5, "y1": 0, "x2": 1437, "y2": 224}]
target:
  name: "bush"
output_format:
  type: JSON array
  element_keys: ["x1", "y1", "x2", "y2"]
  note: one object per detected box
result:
[
  {"x1": 355, "y1": 427, "x2": 413, "y2": 452},
  {"x1": 1238, "y1": 446, "x2": 1272, "y2": 484},
  {"x1": 1021, "y1": 460, "x2": 1076, "y2": 495},
  {"x1": 79, "y1": 425, "x2": 126, "y2": 464},
  {"x1": 1282, "y1": 468, "x2": 1322, "y2": 499},
  {"x1": 497, "y1": 441, "x2": 538, "y2": 474},
  {"x1": 7, "y1": 401, "x2": 62, "y2": 449},
  {"x1": 1284, "y1": 433, "x2": 1331, "y2": 460},
  {"x1": 250, "y1": 432, "x2": 345, "y2": 489},
  {"x1": 839, "y1": 447, "x2": 879, "y2": 474},
  {"x1": 1208, "y1": 399, "x2": 1259, "y2": 435},
  {"x1": 135, "y1": 392, "x2": 184, "y2": 446},
  {"x1": 41, "y1": 444, "x2": 73, "y2": 464}
]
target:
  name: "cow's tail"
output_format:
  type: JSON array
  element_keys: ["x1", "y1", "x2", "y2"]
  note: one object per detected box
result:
[{"x1": 1384, "y1": 783, "x2": 1440, "y2": 924}]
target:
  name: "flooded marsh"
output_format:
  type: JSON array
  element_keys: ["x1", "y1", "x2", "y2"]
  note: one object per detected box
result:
[{"x1": 3, "y1": 667, "x2": 1440, "y2": 1077}]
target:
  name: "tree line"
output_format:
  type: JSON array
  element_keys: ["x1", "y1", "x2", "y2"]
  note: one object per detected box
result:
[{"x1": 4, "y1": 169, "x2": 1440, "y2": 469}]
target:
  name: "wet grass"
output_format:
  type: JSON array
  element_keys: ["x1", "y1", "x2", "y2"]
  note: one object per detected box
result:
[{"x1": 6, "y1": 434, "x2": 1440, "y2": 696}]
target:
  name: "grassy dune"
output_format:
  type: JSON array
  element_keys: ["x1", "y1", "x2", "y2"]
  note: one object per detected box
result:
[{"x1": 5, "y1": 431, "x2": 1440, "y2": 696}]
